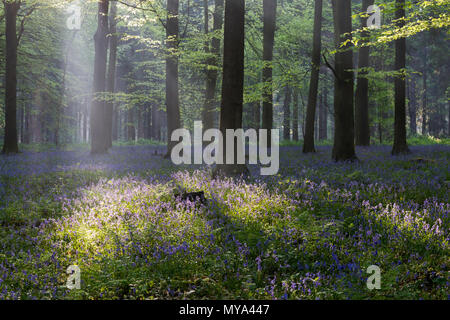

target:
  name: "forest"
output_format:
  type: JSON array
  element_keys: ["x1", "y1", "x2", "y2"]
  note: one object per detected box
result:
[{"x1": 0, "y1": 0, "x2": 449, "y2": 301}]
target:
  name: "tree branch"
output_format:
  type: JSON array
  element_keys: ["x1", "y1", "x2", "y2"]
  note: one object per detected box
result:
[
  {"x1": 17, "y1": 5, "x2": 36, "y2": 47},
  {"x1": 322, "y1": 51, "x2": 340, "y2": 81}
]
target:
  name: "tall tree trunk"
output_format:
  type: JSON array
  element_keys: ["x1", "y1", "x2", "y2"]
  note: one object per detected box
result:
[
  {"x1": 319, "y1": 89, "x2": 328, "y2": 140},
  {"x1": 137, "y1": 105, "x2": 144, "y2": 139},
  {"x1": 112, "y1": 104, "x2": 118, "y2": 142},
  {"x1": 24, "y1": 103, "x2": 30, "y2": 144},
  {"x1": 152, "y1": 104, "x2": 161, "y2": 141},
  {"x1": 83, "y1": 103, "x2": 88, "y2": 143},
  {"x1": 421, "y1": 46, "x2": 428, "y2": 135},
  {"x1": 90, "y1": 0, "x2": 109, "y2": 154},
  {"x1": 165, "y1": 0, "x2": 181, "y2": 157},
  {"x1": 331, "y1": 0, "x2": 357, "y2": 161},
  {"x1": 355, "y1": 0, "x2": 373, "y2": 146},
  {"x1": 18, "y1": 98, "x2": 23, "y2": 143},
  {"x1": 303, "y1": 0, "x2": 322, "y2": 153},
  {"x1": 408, "y1": 75, "x2": 417, "y2": 134},
  {"x1": 315, "y1": 107, "x2": 319, "y2": 141},
  {"x1": 293, "y1": 87, "x2": 299, "y2": 141},
  {"x1": 202, "y1": 0, "x2": 224, "y2": 130},
  {"x1": 283, "y1": 86, "x2": 291, "y2": 140},
  {"x1": 2, "y1": 1, "x2": 20, "y2": 154},
  {"x1": 261, "y1": 0, "x2": 277, "y2": 148},
  {"x1": 392, "y1": 0, "x2": 409, "y2": 155},
  {"x1": 254, "y1": 101, "x2": 261, "y2": 130},
  {"x1": 216, "y1": 0, "x2": 246, "y2": 175},
  {"x1": 145, "y1": 106, "x2": 152, "y2": 139},
  {"x1": 106, "y1": 1, "x2": 118, "y2": 149},
  {"x1": 127, "y1": 107, "x2": 135, "y2": 141}
]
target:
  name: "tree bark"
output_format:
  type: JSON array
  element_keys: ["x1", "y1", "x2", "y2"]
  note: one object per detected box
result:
[
  {"x1": 331, "y1": 0, "x2": 357, "y2": 161},
  {"x1": 293, "y1": 87, "x2": 299, "y2": 141},
  {"x1": 283, "y1": 86, "x2": 291, "y2": 140},
  {"x1": 202, "y1": 0, "x2": 224, "y2": 131},
  {"x1": 261, "y1": 0, "x2": 277, "y2": 148},
  {"x1": 216, "y1": 0, "x2": 247, "y2": 175},
  {"x1": 319, "y1": 88, "x2": 328, "y2": 140},
  {"x1": 254, "y1": 101, "x2": 261, "y2": 130},
  {"x1": 392, "y1": 0, "x2": 409, "y2": 155},
  {"x1": 24, "y1": 103, "x2": 30, "y2": 144},
  {"x1": 127, "y1": 107, "x2": 135, "y2": 141},
  {"x1": 165, "y1": 0, "x2": 181, "y2": 157},
  {"x1": 421, "y1": 45, "x2": 428, "y2": 136},
  {"x1": 303, "y1": 0, "x2": 322, "y2": 153},
  {"x1": 2, "y1": 1, "x2": 20, "y2": 154},
  {"x1": 137, "y1": 105, "x2": 145, "y2": 139},
  {"x1": 83, "y1": 103, "x2": 88, "y2": 143},
  {"x1": 355, "y1": 0, "x2": 373, "y2": 146},
  {"x1": 106, "y1": 1, "x2": 118, "y2": 149},
  {"x1": 90, "y1": 0, "x2": 109, "y2": 154},
  {"x1": 408, "y1": 75, "x2": 417, "y2": 135},
  {"x1": 152, "y1": 104, "x2": 161, "y2": 141}
]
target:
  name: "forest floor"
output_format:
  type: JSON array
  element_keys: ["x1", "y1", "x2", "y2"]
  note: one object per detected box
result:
[{"x1": 0, "y1": 140, "x2": 448, "y2": 299}]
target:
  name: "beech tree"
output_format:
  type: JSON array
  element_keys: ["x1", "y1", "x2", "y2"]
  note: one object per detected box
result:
[
  {"x1": 202, "y1": 0, "x2": 224, "y2": 131},
  {"x1": 392, "y1": 0, "x2": 409, "y2": 155},
  {"x1": 106, "y1": 1, "x2": 118, "y2": 149},
  {"x1": 292, "y1": 87, "x2": 299, "y2": 141},
  {"x1": 330, "y1": 0, "x2": 356, "y2": 161},
  {"x1": 165, "y1": 0, "x2": 181, "y2": 158},
  {"x1": 216, "y1": 0, "x2": 247, "y2": 176},
  {"x1": 283, "y1": 86, "x2": 291, "y2": 140},
  {"x1": 261, "y1": 0, "x2": 277, "y2": 148},
  {"x1": 354, "y1": 0, "x2": 374, "y2": 146},
  {"x1": 90, "y1": 0, "x2": 109, "y2": 154},
  {"x1": 303, "y1": 0, "x2": 322, "y2": 153},
  {"x1": 1, "y1": 0, "x2": 21, "y2": 154}
]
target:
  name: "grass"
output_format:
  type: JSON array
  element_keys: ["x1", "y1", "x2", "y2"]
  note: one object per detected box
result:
[{"x1": 0, "y1": 141, "x2": 448, "y2": 300}]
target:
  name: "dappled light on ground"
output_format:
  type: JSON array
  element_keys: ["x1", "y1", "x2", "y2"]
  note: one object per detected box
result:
[{"x1": 0, "y1": 145, "x2": 448, "y2": 299}]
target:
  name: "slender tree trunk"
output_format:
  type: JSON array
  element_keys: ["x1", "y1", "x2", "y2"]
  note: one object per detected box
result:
[
  {"x1": 303, "y1": 0, "x2": 322, "y2": 153},
  {"x1": 392, "y1": 0, "x2": 409, "y2": 155},
  {"x1": 106, "y1": 1, "x2": 118, "y2": 149},
  {"x1": 112, "y1": 104, "x2": 118, "y2": 142},
  {"x1": 331, "y1": 0, "x2": 357, "y2": 161},
  {"x1": 216, "y1": 0, "x2": 247, "y2": 175},
  {"x1": 254, "y1": 101, "x2": 261, "y2": 130},
  {"x1": 319, "y1": 89, "x2": 328, "y2": 140},
  {"x1": 261, "y1": 0, "x2": 277, "y2": 148},
  {"x1": 146, "y1": 106, "x2": 152, "y2": 139},
  {"x1": 137, "y1": 106, "x2": 144, "y2": 139},
  {"x1": 355, "y1": 0, "x2": 373, "y2": 146},
  {"x1": 299, "y1": 90, "x2": 306, "y2": 138},
  {"x1": 315, "y1": 106, "x2": 319, "y2": 141},
  {"x1": 202, "y1": 0, "x2": 224, "y2": 130},
  {"x1": 127, "y1": 107, "x2": 135, "y2": 141},
  {"x1": 293, "y1": 87, "x2": 299, "y2": 141},
  {"x1": 24, "y1": 103, "x2": 30, "y2": 144},
  {"x1": 152, "y1": 104, "x2": 161, "y2": 141},
  {"x1": 165, "y1": 0, "x2": 181, "y2": 157},
  {"x1": 2, "y1": 1, "x2": 20, "y2": 154},
  {"x1": 408, "y1": 75, "x2": 417, "y2": 134},
  {"x1": 18, "y1": 99, "x2": 23, "y2": 143},
  {"x1": 83, "y1": 103, "x2": 88, "y2": 143},
  {"x1": 421, "y1": 47, "x2": 428, "y2": 135},
  {"x1": 90, "y1": 0, "x2": 109, "y2": 154},
  {"x1": 283, "y1": 86, "x2": 291, "y2": 140}
]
